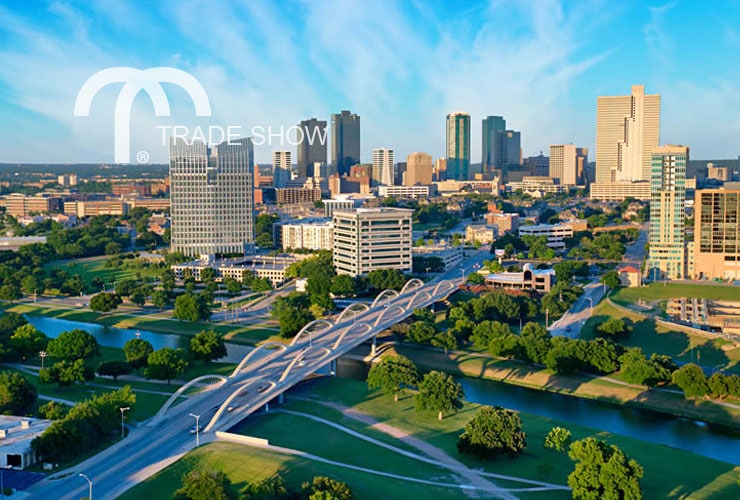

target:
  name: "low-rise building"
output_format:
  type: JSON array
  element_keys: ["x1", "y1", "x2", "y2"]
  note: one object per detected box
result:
[
  {"x1": 618, "y1": 266, "x2": 642, "y2": 287},
  {"x1": 377, "y1": 185, "x2": 435, "y2": 199},
  {"x1": 412, "y1": 244, "x2": 464, "y2": 271},
  {"x1": 465, "y1": 225, "x2": 497, "y2": 245},
  {"x1": 590, "y1": 181, "x2": 651, "y2": 201},
  {"x1": 0, "y1": 416, "x2": 52, "y2": 469},
  {"x1": 275, "y1": 188, "x2": 322, "y2": 204},
  {"x1": 280, "y1": 218, "x2": 333, "y2": 251},
  {"x1": 518, "y1": 223, "x2": 574, "y2": 249},
  {"x1": 505, "y1": 176, "x2": 564, "y2": 196},
  {"x1": 484, "y1": 212, "x2": 520, "y2": 234},
  {"x1": 63, "y1": 200, "x2": 128, "y2": 217},
  {"x1": 172, "y1": 255, "x2": 299, "y2": 286},
  {"x1": 484, "y1": 263, "x2": 555, "y2": 292}
]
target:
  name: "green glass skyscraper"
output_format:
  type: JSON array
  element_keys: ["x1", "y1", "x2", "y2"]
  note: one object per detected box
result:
[{"x1": 446, "y1": 112, "x2": 470, "y2": 180}]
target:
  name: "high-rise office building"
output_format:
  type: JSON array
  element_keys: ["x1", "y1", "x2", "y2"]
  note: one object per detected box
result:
[
  {"x1": 502, "y1": 130, "x2": 522, "y2": 166},
  {"x1": 170, "y1": 137, "x2": 254, "y2": 257},
  {"x1": 272, "y1": 150, "x2": 291, "y2": 188},
  {"x1": 549, "y1": 145, "x2": 588, "y2": 186},
  {"x1": 482, "y1": 116, "x2": 506, "y2": 171},
  {"x1": 296, "y1": 118, "x2": 327, "y2": 178},
  {"x1": 333, "y1": 208, "x2": 413, "y2": 276},
  {"x1": 405, "y1": 152, "x2": 433, "y2": 186},
  {"x1": 372, "y1": 148, "x2": 395, "y2": 186},
  {"x1": 647, "y1": 145, "x2": 688, "y2": 280},
  {"x1": 446, "y1": 112, "x2": 471, "y2": 180},
  {"x1": 693, "y1": 186, "x2": 740, "y2": 280},
  {"x1": 592, "y1": 85, "x2": 660, "y2": 200},
  {"x1": 331, "y1": 110, "x2": 361, "y2": 176}
]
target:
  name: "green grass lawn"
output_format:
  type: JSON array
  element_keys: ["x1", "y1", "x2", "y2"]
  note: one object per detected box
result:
[
  {"x1": 42, "y1": 255, "x2": 161, "y2": 290},
  {"x1": 583, "y1": 301, "x2": 740, "y2": 374},
  {"x1": 612, "y1": 283, "x2": 740, "y2": 304},
  {"x1": 120, "y1": 378, "x2": 740, "y2": 500}
]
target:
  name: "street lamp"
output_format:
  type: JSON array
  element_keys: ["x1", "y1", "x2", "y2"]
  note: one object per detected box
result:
[
  {"x1": 459, "y1": 267, "x2": 465, "y2": 283},
  {"x1": 39, "y1": 350, "x2": 47, "y2": 370},
  {"x1": 189, "y1": 413, "x2": 200, "y2": 447},
  {"x1": 119, "y1": 406, "x2": 130, "y2": 439},
  {"x1": 79, "y1": 473, "x2": 92, "y2": 500},
  {"x1": 586, "y1": 297, "x2": 593, "y2": 316}
]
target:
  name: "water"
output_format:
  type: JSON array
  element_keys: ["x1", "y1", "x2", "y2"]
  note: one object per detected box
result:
[
  {"x1": 24, "y1": 316, "x2": 252, "y2": 363},
  {"x1": 337, "y1": 358, "x2": 740, "y2": 465}
]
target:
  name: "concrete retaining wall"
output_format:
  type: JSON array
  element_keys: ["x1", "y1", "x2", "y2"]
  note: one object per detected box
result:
[{"x1": 215, "y1": 431, "x2": 269, "y2": 447}]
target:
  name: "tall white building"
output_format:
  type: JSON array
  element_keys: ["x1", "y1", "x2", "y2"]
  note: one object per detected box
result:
[
  {"x1": 372, "y1": 148, "x2": 395, "y2": 186},
  {"x1": 170, "y1": 137, "x2": 254, "y2": 257},
  {"x1": 592, "y1": 84, "x2": 660, "y2": 200},
  {"x1": 333, "y1": 208, "x2": 413, "y2": 276},
  {"x1": 272, "y1": 151, "x2": 292, "y2": 188},
  {"x1": 549, "y1": 144, "x2": 588, "y2": 186},
  {"x1": 281, "y1": 219, "x2": 333, "y2": 251}
]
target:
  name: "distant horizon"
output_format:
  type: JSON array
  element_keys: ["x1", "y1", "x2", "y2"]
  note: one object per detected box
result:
[{"x1": 0, "y1": 2, "x2": 738, "y2": 164}]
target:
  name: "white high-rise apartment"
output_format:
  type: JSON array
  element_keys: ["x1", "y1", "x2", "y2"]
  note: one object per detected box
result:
[
  {"x1": 170, "y1": 137, "x2": 254, "y2": 258},
  {"x1": 272, "y1": 151, "x2": 291, "y2": 188},
  {"x1": 549, "y1": 144, "x2": 588, "y2": 186},
  {"x1": 372, "y1": 148, "x2": 395, "y2": 186},
  {"x1": 281, "y1": 219, "x2": 333, "y2": 251},
  {"x1": 333, "y1": 208, "x2": 413, "y2": 276},
  {"x1": 595, "y1": 84, "x2": 660, "y2": 184}
]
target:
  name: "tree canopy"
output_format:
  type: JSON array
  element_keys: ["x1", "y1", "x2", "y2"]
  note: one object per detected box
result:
[
  {"x1": 123, "y1": 338, "x2": 154, "y2": 370},
  {"x1": 46, "y1": 329, "x2": 100, "y2": 360},
  {"x1": 190, "y1": 330, "x2": 228, "y2": 363},
  {"x1": 457, "y1": 405, "x2": 527, "y2": 459},
  {"x1": 415, "y1": 370, "x2": 464, "y2": 420},
  {"x1": 145, "y1": 348, "x2": 189, "y2": 384},
  {"x1": 367, "y1": 355, "x2": 419, "y2": 402},
  {"x1": 0, "y1": 370, "x2": 37, "y2": 414},
  {"x1": 568, "y1": 438, "x2": 644, "y2": 500}
]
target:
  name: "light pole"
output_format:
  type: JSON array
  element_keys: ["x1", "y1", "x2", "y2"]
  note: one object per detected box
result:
[
  {"x1": 119, "y1": 406, "x2": 130, "y2": 439},
  {"x1": 79, "y1": 473, "x2": 92, "y2": 500},
  {"x1": 459, "y1": 267, "x2": 465, "y2": 284},
  {"x1": 586, "y1": 297, "x2": 593, "y2": 316},
  {"x1": 39, "y1": 350, "x2": 47, "y2": 370},
  {"x1": 189, "y1": 413, "x2": 200, "y2": 447}
]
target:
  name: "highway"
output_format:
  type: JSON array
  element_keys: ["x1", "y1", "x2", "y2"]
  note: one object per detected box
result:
[{"x1": 22, "y1": 249, "x2": 492, "y2": 499}]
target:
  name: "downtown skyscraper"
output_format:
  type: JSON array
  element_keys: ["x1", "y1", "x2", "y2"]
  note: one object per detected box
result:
[
  {"x1": 591, "y1": 84, "x2": 660, "y2": 200},
  {"x1": 647, "y1": 145, "x2": 688, "y2": 280},
  {"x1": 482, "y1": 115, "x2": 506, "y2": 171},
  {"x1": 371, "y1": 148, "x2": 394, "y2": 186},
  {"x1": 446, "y1": 112, "x2": 470, "y2": 181},
  {"x1": 169, "y1": 137, "x2": 254, "y2": 257},
  {"x1": 296, "y1": 118, "x2": 327, "y2": 178},
  {"x1": 331, "y1": 110, "x2": 361, "y2": 176}
]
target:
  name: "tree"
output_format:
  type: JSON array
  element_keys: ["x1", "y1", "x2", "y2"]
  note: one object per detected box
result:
[
  {"x1": 406, "y1": 321, "x2": 436, "y2": 344},
  {"x1": 366, "y1": 268, "x2": 406, "y2": 291},
  {"x1": 0, "y1": 371, "x2": 37, "y2": 414},
  {"x1": 457, "y1": 406, "x2": 527, "y2": 459},
  {"x1": 123, "y1": 338, "x2": 154, "y2": 371},
  {"x1": 190, "y1": 330, "x2": 228, "y2": 363},
  {"x1": 97, "y1": 360, "x2": 133, "y2": 381},
  {"x1": 601, "y1": 270, "x2": 621, "y2": 289},
  {"x1": 568, "y1": 438, "x2": 643, "y2": 500},
  {"x1": 9, "y1": 324, "x2": 48, "y2": 361},
  {"x1": 46, "y1": 329, "x2": 100, "y2": 360},
  {"x1": 129, "y1": 288, "x2": 147, "y2": 306},
  {"x1": 145, "y1": 348, "x2": 189, "y2": 384},
  {"x1": 708, "y1": 372, "x2": 732, "y2": 399},
  {"x1": 618, "y1": 348, "x2": 670, "y2": 389},
  {"x1": 223, "y1": 277, "x2": 242, "y2": 295},
  {"x1": 466, "y1": 272, "x2": 485, "y2": 285},
  {"x1": 544, "y1": 426, "x2": 571, "y2": 452},
  {"x1": 243, "y1": 475, "x2": 291, "y2": 498},
  {"x1": 89, "y1": 292, "x2": 123, "y2": 313},
  {"x1": 431, "y1": 330, "x2": 457, "y2": 354},
  {"x1": 115, "y1": 279, "x2": 138, "y2": 297},
  {"x1": 519, "y1": 322, "x2": 552, "y2": 364},
  {"x1": 272, "y1": 293, "x2": 313, "y2": 338},
  {"x1": 367, "y1": 355, "x2": 419, "y2": 402},
  {"x1": 151, "y1": 289, "x2": 170, "y2": 309},
  {"x1": 175, "y1": 469, "x2": 235, "y2": 500},
  {"x1": 330, "y1": 274, "x2": 357, "y2": 297},
  {"x1": 596, "y1": 318, "x2": 631, "y2": 341},
  {"x1": 671, "y1": 363, "x2": 709, "y2": 399},
  {"x1": 415, "y1": 370, "x2": 464, "y2": 420},
  {"x1": 0, "y1": 284, "x2": 22, "y2": 302},
  {"x1": 37, "y1": 400, "x2": 69, "y2": 420},
  {"x1": 470, "y1": 321, "x2": 512, "y2": 349},
  {"x1": 301, "y1": 476, "x2": 352, "y2": 500},
  {"x1": 46, "y1": 359, "x2": 87, "y2": 386},
  {"x1": 174, "y1": 293, "x2": 211, "y2": 322}
]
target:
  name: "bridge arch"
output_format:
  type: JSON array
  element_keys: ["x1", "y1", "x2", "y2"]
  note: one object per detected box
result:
[
  {"x1": 371, "y1": 289, "x2": 399, "y2": 308},
  {"x1": 332, "y1": 321, "x2": 372, "y2": 350},
  {"x1": 373, "y1": 303, "x2": 406, "y2": 327},
  {"x1": 335, "y1": 301, "x2": 370, "y2": 324},
  {"x1": 290, "y1": 319, "x2": 334, "y2": 346},
  {"x1": 230, "y1": 341, "x2": 287, "y2": 378},
  {"x1": 400, "y1": 278, "x2": 424, "y2": 295},
  {"x1": 407, "y1": 289, "x2": 433, "y2": 310},
  {"x1": 149, "y1": 374, "x2": 227, "y2": 426},
  {"x1": 204, "y1": 378, "x2": 277, "y2": 432},
  {"x1": 433, "y1": 279, "x2": 455, "y2": 296},
  {"x1": 279, "y1": 346, "x2": 332, "y2": 382}
]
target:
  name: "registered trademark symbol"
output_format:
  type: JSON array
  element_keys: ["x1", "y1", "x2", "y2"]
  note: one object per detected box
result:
[{"x1": 136, "y1": 151, "x2": 150, "y2": 163}]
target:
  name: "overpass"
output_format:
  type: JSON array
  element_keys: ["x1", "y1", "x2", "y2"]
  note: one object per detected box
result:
[{"x1": 25, "y1": 249, "x2": 491, "y2": 500}]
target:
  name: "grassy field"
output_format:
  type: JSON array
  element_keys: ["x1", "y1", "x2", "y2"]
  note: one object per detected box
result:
[
  {"x1": 582, "y1": 301, "x2": 740, "y2": 374},
  {"x1": 612, "y1": 283, "x2": 740, "y2": 304},
  {"x1": 42, "y1": 255, "x2": 161, "y2": 289},
  {"x1": 120, "y1": 378, "x2": 740, "y2": 500}
]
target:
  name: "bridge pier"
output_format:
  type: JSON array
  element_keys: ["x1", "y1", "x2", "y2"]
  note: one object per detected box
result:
[
  {"x1": 330, "y1": 359, "x2": 337, "y2": 376},
  {"x1": 278, "y1": 393, "x2": 284, "y2": 404},
  {"x1": 264, "y1": 403, "x2": 269, "y2": 412}
]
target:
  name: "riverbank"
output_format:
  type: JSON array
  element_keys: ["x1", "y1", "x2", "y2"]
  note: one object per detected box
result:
[
  {"x1": 120, "y1": 377, "x2": 740, "y2": 499},
  {"x1": 385, "y1": 344, "x2": 740, "y2": 430}
]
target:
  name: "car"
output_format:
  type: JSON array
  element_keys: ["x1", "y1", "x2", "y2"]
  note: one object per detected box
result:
[
  {"x1": 257, "y1": 384, "x2": 269, "y2": 393},
  {"x1": 189, "y1": 426, "x2": 202, "y2": 434},
  {"x1": 226, "y1": 405, "x2": 235, "y2": 412},
  {"x1": 298, "y1": 357, "x2": 307, "y2": 367}
]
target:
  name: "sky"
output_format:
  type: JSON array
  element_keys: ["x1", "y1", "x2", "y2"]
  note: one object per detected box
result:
[{"x1": 0, "y1": 0, "x2": 738, "y2": 165}]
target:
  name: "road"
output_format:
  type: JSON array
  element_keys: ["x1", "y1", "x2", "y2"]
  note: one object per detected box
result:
[
  {"x1": 548, "y1": 281, "x2": 607, "y2": 338},
  {"x1": 22, "y1": 249, "x2": 493, "y2": 500}
]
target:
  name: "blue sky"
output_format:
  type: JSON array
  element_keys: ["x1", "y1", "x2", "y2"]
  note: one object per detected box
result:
[{"x1": 0, "y1": 0, "x2": 738, "y2": 164}]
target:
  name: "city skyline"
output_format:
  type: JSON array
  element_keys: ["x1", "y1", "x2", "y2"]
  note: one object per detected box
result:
[{"x1": 0, "y1": 1, "x2": 738, "y2": 164}]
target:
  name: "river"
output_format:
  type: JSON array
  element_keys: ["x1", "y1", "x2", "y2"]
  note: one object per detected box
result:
[
  {"x1": 24, "y1": 316, "x2": 252, "y2": 364},
  {"x1": 336, "y1": 358, "x2": 740, "y2": 465}
]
